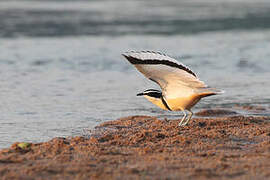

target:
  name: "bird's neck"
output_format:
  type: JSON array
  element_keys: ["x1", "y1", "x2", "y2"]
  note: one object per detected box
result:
[{"x1": 144, "y1": 96, "x2": 169, "y2": 111}]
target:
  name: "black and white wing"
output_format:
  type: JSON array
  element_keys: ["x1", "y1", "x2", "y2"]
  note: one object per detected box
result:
[{"x1": 122, "y1": 51, "x2": 207, "y2": 99}]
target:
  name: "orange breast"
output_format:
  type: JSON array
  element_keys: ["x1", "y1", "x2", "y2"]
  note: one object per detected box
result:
[{"x1": 166, "y1": 95, "x2": 202, "y2": 111}]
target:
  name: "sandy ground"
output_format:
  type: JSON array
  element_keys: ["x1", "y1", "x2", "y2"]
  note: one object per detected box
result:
[{"x1": 0, "y1": 107, "x2": 270, "y2": 180}]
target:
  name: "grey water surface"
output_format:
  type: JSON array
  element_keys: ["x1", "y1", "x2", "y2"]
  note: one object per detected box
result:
[{"x1": 0, "y1": 0, "x2": 270, "y2": 149}]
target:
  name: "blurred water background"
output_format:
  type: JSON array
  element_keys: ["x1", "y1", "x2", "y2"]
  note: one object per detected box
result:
[{"x1": 0, "y1": 0, "x2": 270, "y2": 148}]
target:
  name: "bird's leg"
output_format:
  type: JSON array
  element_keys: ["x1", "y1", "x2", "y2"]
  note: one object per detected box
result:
[
  {"x1": 183, "y1": 110, "x2": 193, "y2": 126},
  {"x1": 178, "y1": 110, "x2": 187, "y2": 126}
]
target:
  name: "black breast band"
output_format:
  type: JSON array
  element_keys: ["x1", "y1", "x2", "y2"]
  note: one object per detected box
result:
[{"x1": 161, "y1": 97, "x2": 172, "y2": 111}]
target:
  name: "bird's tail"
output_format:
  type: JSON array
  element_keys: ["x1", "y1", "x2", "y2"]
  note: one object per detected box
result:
[{"x1": 195, "y1": 87, "x2": 224, "y2": 98}]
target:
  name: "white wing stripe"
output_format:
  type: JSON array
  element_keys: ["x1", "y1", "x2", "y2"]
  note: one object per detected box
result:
[{"x1": 122, "y1": 52, "x2": 197, "y2": 77}]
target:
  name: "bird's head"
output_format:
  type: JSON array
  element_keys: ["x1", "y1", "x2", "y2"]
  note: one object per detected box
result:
[
  {"x1": 137, "y1": 89, "x2": 162, "y2": 99},
  {"x1": 137, "y1": 89, "x2": 169, "y2": 110}
]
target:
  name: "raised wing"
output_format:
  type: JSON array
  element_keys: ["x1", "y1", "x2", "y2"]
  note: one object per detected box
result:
[{"x1": 122, "y1": 51, "x2": 207, "y2": 99}]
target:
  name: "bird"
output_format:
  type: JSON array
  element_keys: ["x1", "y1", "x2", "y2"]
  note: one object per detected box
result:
[{"x1": 122, "y1": 51, "x2": 223, "y2": 126}]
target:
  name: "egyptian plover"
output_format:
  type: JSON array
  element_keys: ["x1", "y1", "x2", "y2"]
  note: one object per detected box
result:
[{"x1": 123, "y1": 51, "x2": 223, "y2": 126}]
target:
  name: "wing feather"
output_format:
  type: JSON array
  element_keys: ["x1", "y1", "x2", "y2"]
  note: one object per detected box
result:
[{"x1": 123, "y1": 51, "x2": 207, "y2": 99}]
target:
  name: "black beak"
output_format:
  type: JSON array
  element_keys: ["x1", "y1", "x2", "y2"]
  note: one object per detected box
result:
[{"x1": 136, "y1": 93, "x2": 144, "y2": 96}]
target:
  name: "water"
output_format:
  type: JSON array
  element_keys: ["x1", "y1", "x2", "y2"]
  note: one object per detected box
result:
[{"x1": 0, "y1": 0, "x2": 270, "y2": 149}]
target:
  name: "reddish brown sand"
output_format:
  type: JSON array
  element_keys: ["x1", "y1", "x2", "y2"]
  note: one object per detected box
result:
[{"x1": 0, "y1": 108, "x2": 270, "y2": 180}]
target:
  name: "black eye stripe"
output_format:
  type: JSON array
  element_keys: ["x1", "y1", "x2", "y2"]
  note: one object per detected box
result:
[{"x1": 145, "y1": 91, "x2": 162, "y2": 98}]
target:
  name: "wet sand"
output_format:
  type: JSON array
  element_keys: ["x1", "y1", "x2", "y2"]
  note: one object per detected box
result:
[{"x1": 0, "y1": 107, "x2": 270, "y2": 180}]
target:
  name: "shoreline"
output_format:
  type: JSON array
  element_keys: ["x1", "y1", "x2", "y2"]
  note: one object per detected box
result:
[{"x1": 0, "y1": 107, "x2": 270, "y2": 179}]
